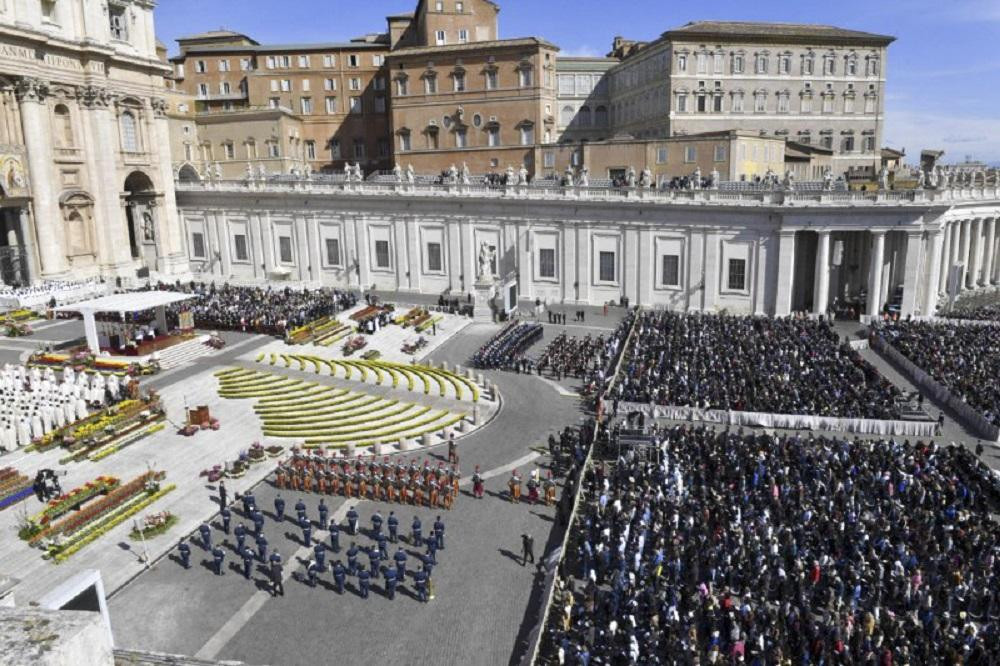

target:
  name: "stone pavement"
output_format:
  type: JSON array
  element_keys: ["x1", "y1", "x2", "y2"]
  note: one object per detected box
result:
[
  {"x1": 108, "y1": 320, "x2": 591, "y2": 666},
  {"x1": 270, "y1": 301, "x2": 471, "y2": 365},
  {"x1": 0, "y1": 355, "x2": 285, "y2": 605}
]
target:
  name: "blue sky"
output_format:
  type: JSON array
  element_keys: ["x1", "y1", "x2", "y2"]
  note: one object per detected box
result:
[{"x1": 154, "y1": 0, "x2": 1000, "y2": 164}]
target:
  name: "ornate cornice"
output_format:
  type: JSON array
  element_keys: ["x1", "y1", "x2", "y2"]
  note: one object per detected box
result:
[{"x1": 14, "y1": 77, "x2": 49, "y2": 103}]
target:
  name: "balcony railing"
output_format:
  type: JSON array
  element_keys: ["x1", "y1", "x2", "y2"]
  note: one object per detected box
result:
[
  {"x1": 175, "y1": 177, "x2": 1000, "y2": 208},
  {"x1": 195, "y1": 92, "x2": 250, "y2": 102}
]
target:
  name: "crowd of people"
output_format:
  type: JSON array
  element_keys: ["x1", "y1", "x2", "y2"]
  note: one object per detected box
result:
[
  {"x1": 877, "y1": 321, "x2": 1000, "y2": 427},
  {"x1": 0, "y1": 363, "x2": 124, "y2": 451},
  {"x1": 471, "y1": 321, "x2": 543, "y2": 369},
  {"x1": 536, "y1": 333, "x2": 614, "y2": 382},
  {"x1": 179, "y1": 487, "x2": 447, "y2": 603},
  {"x1": 613, "y1": 312, "x2": 901, "y2": 419},
  {"x1": 147, "y1": 282, "x2": 356, "y2": 336},
  {"x1": 273, "y1": 453, "x2": 461, "y2": 510},
  {"x1": 942, "y1": 291, "x2": 1000, "y2": 323},
  {"x1": 546, "y1": 424, "x2": 1000, "y2": 664}
]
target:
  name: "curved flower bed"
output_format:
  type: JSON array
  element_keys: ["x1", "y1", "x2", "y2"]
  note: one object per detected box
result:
[{"x1": 265, "y1": 354, "x2": 481, "y2": 402}]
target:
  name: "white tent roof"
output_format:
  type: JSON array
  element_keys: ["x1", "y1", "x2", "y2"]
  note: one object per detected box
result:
[{"x1": 53, "y1": 291, "x2": 194, "y2": 314}]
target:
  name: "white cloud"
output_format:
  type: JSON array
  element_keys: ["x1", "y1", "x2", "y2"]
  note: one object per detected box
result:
[
  {"x1": 560, "y1": 44, "x2": 601, "y2": 57},
  {"x1": 885, "y1": 108, "x2": 1000, "y2": 165}
]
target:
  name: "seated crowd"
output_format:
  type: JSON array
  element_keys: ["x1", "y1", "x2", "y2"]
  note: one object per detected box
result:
[
  {"x1": 147, "y1": 282, "x2": 356, "y2": 336},
  {"x1": 877, "y1": 321, "x2": 1000, "y2": 427},
  {"x1": 613, "y1": 312, "x2": 900, "y2": 419},
  {"x1": 472, "y1": 321, "x2": 543, "y2": 370},
  {"x1": 942, "y1": 291, "x2": 1000, "y2": 323},
  {"x1": 547, "y1": 425, "x2": 1000, "y2": 664}
]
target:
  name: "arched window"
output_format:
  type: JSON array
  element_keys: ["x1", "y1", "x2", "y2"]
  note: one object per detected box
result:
[
  {"x1": 594, "y1": 105, "x2": 608, "y2": 126},
  {"x1": 578, "y1": 105, "x2": 592, "y2": 127},
  {"x1": 53, "y1": 105, "x2": 73, "y2": 148},
  {"x1": 560, "y1": 105, "x2": 575, "y2": 127},
  {"x1": 120, "y1": 111, "x2": 139, "y2": 152}
]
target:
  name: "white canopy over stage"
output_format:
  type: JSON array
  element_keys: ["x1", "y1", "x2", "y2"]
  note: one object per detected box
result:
[{"x1": 54, "y1": 291, "x2": 195, "y2": 354}]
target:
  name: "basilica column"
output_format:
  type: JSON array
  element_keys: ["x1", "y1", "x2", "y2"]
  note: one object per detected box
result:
[
  {"x1": 16, "y1": 77, "x2": 67, "y2": 278},
  {"x1": 982, "y1": 216, "x2": 996, "y2": 286},
  {"x1": 948, "y1": 221, "x2": 962, "y2": 293},
  {"x1": 867, "y1": 230, "x2": 886, "y2": 318},
  {"x1": 938, "y1": 221, "x2": 952, "y2": 296},
  {"x1": 78, "y1": 85, "x2": 133, "y2": 273},
  {"x1": 900, "y1": 230, "x2": 923, "y2": 317},
  {"x1": 959, "y1": 218, "x2": 972, "y2": 290},
  {"x1": 970, "y1": 217, "x2": 983, "y2": 288},
  {"x1": 924, "y1": 228, "x2": 944, "y2": 316},
  {"x1": 813, "y1": 230, "x2": 831, "y2": 315},
  {"x1": 774, "y1": 230, "x2": 796, "y2": 316},
  {"x1": 150, "y1": 97, "x2": 188, "y2": 274}
]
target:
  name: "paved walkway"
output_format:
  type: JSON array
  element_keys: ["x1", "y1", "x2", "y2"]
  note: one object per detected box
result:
[{"x1": 108, "y1": 320, "x2": 591, "y2": 665}]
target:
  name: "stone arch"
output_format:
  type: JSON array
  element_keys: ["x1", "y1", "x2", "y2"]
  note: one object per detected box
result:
[{"x1": 176, "y1": 163, "x2": 200, "y2": 183}]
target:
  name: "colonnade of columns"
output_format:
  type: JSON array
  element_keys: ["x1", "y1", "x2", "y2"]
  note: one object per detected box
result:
[{"x1": 938, "y1": 216, "x2": 999, "y2": 298}]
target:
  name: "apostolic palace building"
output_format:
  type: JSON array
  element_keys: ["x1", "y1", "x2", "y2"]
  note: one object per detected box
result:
[{"x1": 1, "y1": 0, "x2": 999, "y2": 321}]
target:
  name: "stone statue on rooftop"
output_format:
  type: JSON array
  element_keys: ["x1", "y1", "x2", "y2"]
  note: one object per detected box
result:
[
  {"x1": 639, "y1": 167, "x2": 652, "y2": 188},
  {"x1": 916, "y1": 168, "x2": 926, "y2": 189},
  {"x1": 393, "y1": 163, "x2": 403, "y2": 183},
  {"x1": 823, "y1": 168, "x2": 834, "y2": 191},
  {"x1": 578, "y1": 166, "x2": 589, "y2": 188},
  {"x1": 692, "y1": 167, "x2": 702, "y2": 190},
  {"x1": 406, "y1": 164, "x2": 415, "y2": 184},
  {"x1": 461, "y1": 162, "x2": 471, "y2": 185},
  {"x1": 878, "y1": 166, "x2": 890, "y2": 190},
  {"x1": 709, "y1": 168, "x2": 720, "y2": 190},
  {"x1": 626, "y1": 166, "x2": 636, "y2": 188},
  {"x1": 518, "y1": 164, "x2": 528, "y2": 186},
  {"x1": 447, "y1": 163, "x2": 458, "y2": 184}
]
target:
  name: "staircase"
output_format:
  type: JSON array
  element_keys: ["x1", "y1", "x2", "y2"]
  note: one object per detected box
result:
[{"x1": 155, "y1": 335, "x2": 215, "y2": 371}]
